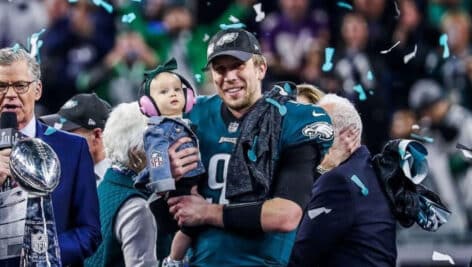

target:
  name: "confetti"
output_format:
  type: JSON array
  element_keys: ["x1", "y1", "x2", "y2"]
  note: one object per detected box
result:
[
  {"x1": 203, "y1": 34, "x2": 210, "y2": 42},
  {"x1": 131, "y1": 0, "x2": 141, "y2": 2},
  {"x1": 265, "y1": 98, "x2": 287, "y2": 116},
  {"x1": 68, "y1": 0, "x2": 78, "y2": 3},
  {"x1": 321, "y1": 47, "x2": 335, "y2": 72},
  {"x1": 411, "y1": 124, "x2": 420, "y2": 131},
  {"x1": 337, "y1": 1, "x2": 353, "y2": 10},
  {"x1": 350, "y1": 175, "x2": 369, "y2": 196},
  {"x1": 432, "y1": 251, "x2": 455, "y2": 265},
  {"x1": 439, "y1": 34, "x2": 450, "y2": 59},
  {"x1": 394, "y1": 1, "x2": 400, "y2": 18},
  {"x1": 403, "y1": 44, "x2": 417, "y2": 64},
  {"x1": 11, "y1": 43, "x2": 20, "y2": 53},
  {"x1": 456, "y1": 143, "x2": 472, "y2": 159},
  {"x1": 44, "y1": 127, "x2": 57, "y2": 136},
  {"x1": 194, "y1": 74, "x2": 202, "y2": 83},
  {"x1": 121, "y1": 12, "x2": 136, "y2": 23},
  {"x1": 219, "y1": 23, "x2": 246, "y2": 30},
  {"x1": 410, "y1": 133, "x2": 434, "y2": 144},
  {"x1": 367, "y1": 70, "x2": 374, "y2": 81},
  {"x1": 228, "y1": 15, "x2": 240, "y2": 23},
  {"x1": 380, "y1": 41, "x2": 400, "y2": 54},
  {"x1": 353, "y1": 84, "x2": 367, "y2": 101},
  {"x1": 247, "y1": 136, "x2": 258, "y2": 162},
  {"x1": 307, "y1": 207, "x2": 332, "y2": 219},
  {"x1": 28, "y1": 29, "x2": 46, "y2": 62},
  {"x1": 253, "y1": 3, "x2": 265, "y2": 22},
  {"x1": 283, "y1": 82, "x2": 293, "y2": 94},
  {"x1": 92, "y1": 0, "x2": 113, "y2": 13}
]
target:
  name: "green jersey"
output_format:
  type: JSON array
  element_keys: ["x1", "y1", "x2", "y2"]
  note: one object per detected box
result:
[{"x1": 186, "y1": 95, "x2": 333, "y2": 266}]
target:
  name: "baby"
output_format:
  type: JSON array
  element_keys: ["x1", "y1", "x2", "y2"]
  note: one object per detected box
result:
[{"x1": 135, "y1": 58, "x2": 205, "y2": 265}]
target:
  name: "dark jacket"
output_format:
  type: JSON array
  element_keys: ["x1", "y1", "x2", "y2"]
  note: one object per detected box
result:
[{"x1": 289, "y1": 146, "x2": 397, "y2": 267}]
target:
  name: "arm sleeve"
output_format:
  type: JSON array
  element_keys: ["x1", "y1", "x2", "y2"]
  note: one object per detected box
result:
[
  {"x1": 58, "y1": 140, "x2": 102, "y2": 265},
  {"x1": 288, "y1": 173, "x2": 355, "y2": 267},
  {"x1": 115, "y1": 197, "x2": 159, "y2": 267},
  {"x1": 273, "y1": 143, "x2": 320, "y2": 209}
]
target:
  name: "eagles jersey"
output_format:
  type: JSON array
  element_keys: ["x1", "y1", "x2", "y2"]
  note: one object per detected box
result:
[{"x1": 186, "y1": 95, "x2": 333, "y2": 266}]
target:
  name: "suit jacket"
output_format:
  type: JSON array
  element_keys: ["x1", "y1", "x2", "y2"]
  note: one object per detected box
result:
[
  {"x1": 289, "y1": 146, "x2": 397, "y2": 267},
  {"x1": 37, "y1": 121, "x2": 101, "y2": 266}
]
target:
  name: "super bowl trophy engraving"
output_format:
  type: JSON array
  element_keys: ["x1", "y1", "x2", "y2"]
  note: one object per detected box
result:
[{"x1": 10, "y1": 138, "x2": 62, "y2": 266}]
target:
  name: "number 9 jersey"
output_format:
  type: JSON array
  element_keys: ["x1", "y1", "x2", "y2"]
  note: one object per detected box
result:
[{"x1": 185, "y1": 95, "x2": 333, "y2": 266}]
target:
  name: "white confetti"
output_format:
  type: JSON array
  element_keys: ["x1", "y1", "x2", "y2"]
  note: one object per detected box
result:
[
  {"x1": 380, "y1": 41, "x2": 401, "y2": 54},
  {"x1": 456, "y1": 143, "x2": 472, "y2": 159},
  {"x1": 394, "y1": 1, "x2": 400, "y2": 18},
  {"x1": 228, "y1": 15, "x2": 240, "y2": 23},
  {"x1": 462, "y1": 149, "x2": 472, "y2": 159},
  {"x1": 403, "y1": 44, "x2": 417, "y2": 64},
  {"x1": 253, "y1": 3, "x2": 265, "y2": 22},
  {"x1": 432, "y1": 251, "x2": 455, "y2": 265},
  {"x1": 411, "y1": 124, "x2": 420, "y2": 131},
  {"x1": 203, "y1": 34, "x2": 210, "y2": 42},
  {"x1": 307, "y1": 207, "x2": 332, "y2": 220},
  {"x1": 29, "y1": 29, "x2": 46, "y2": 60}
]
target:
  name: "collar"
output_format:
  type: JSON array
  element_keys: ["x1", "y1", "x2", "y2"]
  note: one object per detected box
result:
[
  {"x1": 220, "y1": 103, "x2": 240, "y2": 127},
  {"x1": 20, "y1": 115, "x2": 36, "y2": 137},
  {"x1": 220, "y1": 99, "x2": 261, "y2": 127},
  {"x1": 95, "y1": 158, "x2": 111, "y2": 180}
]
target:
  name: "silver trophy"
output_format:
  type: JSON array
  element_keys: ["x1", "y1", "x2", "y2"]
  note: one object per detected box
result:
[{"x1": 10, "y1": 138, "x2": 62, "y2": 266}]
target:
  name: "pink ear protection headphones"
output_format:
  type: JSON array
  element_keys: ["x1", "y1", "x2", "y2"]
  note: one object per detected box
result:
[{"x1": 138, "y1": 58, "x2": 197, "y2": 117}]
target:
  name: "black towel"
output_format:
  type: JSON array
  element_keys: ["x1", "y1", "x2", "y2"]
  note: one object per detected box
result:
[
  {"x1": 372, "y1": 139, "x2": 451, "y2": 231},
  {"x1": 225, "y1": 85, "x2": 293, "y2": 202}
]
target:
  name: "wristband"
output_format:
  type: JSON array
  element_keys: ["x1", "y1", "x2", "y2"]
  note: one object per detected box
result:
[{"x1": 222, "y1": 202, "x2": 263, "y2": 234}]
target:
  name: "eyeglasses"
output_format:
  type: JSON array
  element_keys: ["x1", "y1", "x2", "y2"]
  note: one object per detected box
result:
[{"x1": 0, "y1": 80, "x2": 37, "y2": 95}]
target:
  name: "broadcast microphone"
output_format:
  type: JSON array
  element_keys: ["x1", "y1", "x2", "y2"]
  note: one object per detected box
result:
[{"x1": 0, "y1": 112, "x2": 22, "y2": 149}]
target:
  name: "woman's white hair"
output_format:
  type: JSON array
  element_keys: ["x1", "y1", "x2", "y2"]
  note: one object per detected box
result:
[
  {"x1": 103, "y1": 102, "x2": 148, "y2": 165},
  {"x1": 318, "y1": 94, "x2": 363, "y2": 137}
]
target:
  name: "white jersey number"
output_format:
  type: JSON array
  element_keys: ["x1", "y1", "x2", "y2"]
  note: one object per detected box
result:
[{"x1": 207, "y1": 153, "x2": 230, "y2": 204}]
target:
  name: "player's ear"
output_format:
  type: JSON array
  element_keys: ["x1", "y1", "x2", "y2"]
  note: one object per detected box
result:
[{"x1": 255, "y1": 61, "x2": 267, "y2": 80}]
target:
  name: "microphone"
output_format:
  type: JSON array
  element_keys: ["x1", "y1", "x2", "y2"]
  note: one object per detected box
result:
[{"x1": 0, "y1": 112, "x2": 22, "y2": 149}]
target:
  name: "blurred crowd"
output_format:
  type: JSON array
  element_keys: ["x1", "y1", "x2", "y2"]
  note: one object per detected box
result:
[{"x1": 1, "y1": 0, "x2": 472, "y2": 263}]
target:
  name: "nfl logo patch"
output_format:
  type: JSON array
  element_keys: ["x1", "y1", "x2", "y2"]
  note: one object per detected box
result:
[
  {"x1": 228, "y1": 122, "x2": 239, "y2": 133},
  {"x1": 150, "y1": 151, "x2": 164, "y2": 168}
]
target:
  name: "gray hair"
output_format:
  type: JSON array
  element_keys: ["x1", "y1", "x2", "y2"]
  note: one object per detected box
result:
[
  {"x1": 103, "y1": 102, "x2": 148, "y2": 165},
  {"x1": 0, "y1": 47, "x2": 41, "y2": 80},
  {"x1": 318, "y1": 94, "x2": 363, "y2": 138}
]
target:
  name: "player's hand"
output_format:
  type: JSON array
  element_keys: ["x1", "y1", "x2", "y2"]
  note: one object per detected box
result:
[
  {"x1": 168, "y1": 194, "x2": 209, "y2": 227},
  {"x1": 0, "y1": 149, "x2": 11, "y2": 185},
  {"x1": 168, "y1": 137, "x2": 199, "y2": 181}
]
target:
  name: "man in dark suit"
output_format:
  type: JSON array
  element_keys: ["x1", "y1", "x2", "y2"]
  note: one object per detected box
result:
[
  {"x1": 0, "y1": 47, "x2": 101, "y2": 266},
  {"x1": 289, "y1": 94, "x2": 397, "y2": 267}
]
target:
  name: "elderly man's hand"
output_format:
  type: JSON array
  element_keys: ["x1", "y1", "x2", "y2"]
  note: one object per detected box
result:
[
  {"x1": 320, "y1": 126, "x2": 360, "y2": 171},
  {"x1": 0, "y1": 149, "x2": 11, "y2": 185}
]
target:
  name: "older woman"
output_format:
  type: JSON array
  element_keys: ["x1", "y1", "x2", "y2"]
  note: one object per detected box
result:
[{"x1": 85, "y1": 102, "x2": 158, "y2": 267}]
